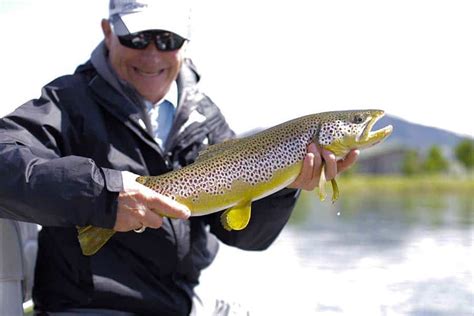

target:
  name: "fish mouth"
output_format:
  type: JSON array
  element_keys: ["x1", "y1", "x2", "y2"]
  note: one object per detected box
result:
[{"x1": 358, "y1": 110, "x2": 393, "y2": 148}]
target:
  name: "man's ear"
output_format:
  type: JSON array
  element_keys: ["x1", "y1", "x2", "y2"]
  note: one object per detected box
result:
[{"x1": 101, "y1": 19, "x2": 112, "y2": 48}]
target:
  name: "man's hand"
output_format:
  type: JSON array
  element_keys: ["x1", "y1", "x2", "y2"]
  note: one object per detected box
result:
[
  {"x1": 288, "y1": 143, "x2": 359, "y2": 191},
  {"x1": 114, "y1": 171, "x2": 191, "y2": 232}
]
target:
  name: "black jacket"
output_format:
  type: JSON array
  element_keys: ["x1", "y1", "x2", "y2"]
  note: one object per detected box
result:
[{"x1": 0, "y1": 43, "x2": 299, "y2": 315}]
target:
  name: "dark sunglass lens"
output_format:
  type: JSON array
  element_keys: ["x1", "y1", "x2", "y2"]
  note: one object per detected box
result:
[
  {"x1": 118, "y1": 31, "x2": 185, "y2": 51},
  {"x1": 119, "y1": 33, "x2": 149, "y2": 49},
  {"x1": 155, "y1": 32, "x2": 185, "y2": 51},
  {"x1": 131, "y1": 36, "x2": 149, "y2": 49}
]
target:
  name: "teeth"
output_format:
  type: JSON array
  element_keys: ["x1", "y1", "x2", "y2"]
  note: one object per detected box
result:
[
  {"x1": 139, "y1": 71, "x2": 158, "y2": 76},
  {"x1": 135, "y1": 68, "x2": 162, "y2": 77}
]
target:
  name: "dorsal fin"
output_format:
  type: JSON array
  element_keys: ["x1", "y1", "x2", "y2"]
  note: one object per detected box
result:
[{"x1": 196, "y1": 138, "x2": 241, "y2": 162}]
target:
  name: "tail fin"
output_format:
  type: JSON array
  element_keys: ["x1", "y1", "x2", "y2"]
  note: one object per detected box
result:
[{"x1": 77, "y1": 226, "x2": 116, "y2": 256}]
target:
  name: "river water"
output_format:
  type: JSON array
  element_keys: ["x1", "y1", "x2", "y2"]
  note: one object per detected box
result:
[{"x1": 198, "y1": 192, "x2": 473, "y2": 315}]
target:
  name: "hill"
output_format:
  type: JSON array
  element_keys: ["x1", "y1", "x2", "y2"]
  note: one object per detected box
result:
[
  {"x1": 375, "y1": 114, "x2": 470, "y2": 151},
  {"x1": 357, "y1": 114, "x2": 472, "y2": 173}
]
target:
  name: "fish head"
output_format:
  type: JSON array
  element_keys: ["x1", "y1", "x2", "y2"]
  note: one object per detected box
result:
[{"x1": 317, "y1": 109, "x2": 393, "y2": 158}]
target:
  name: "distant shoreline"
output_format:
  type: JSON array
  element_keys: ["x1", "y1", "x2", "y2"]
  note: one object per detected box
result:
[{"x1": 336, "y1": 174, "x2": 474, "y2": 194}]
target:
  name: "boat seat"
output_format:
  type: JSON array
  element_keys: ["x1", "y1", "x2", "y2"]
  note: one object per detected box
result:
[{"x1": 0, "y1": 219, "x2": 39, "y2": 315}]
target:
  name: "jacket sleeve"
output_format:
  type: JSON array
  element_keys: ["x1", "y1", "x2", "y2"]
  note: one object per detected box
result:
[
  {"x1": 201, "y1": 103, "x2": 301, "y2": 250},
  {"x1": 0, "y1": 85, "x2": 122, "y2": 228}
]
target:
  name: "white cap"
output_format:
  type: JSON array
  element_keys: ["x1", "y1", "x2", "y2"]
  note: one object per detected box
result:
[{"x1": 109, "y1": 0, "x2": 191, "y2": 39}]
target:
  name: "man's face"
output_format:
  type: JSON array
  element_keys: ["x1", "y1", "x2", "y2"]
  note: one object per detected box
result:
[{"x1": 102, "y1": 20, "x2": 183, "y2": 103}]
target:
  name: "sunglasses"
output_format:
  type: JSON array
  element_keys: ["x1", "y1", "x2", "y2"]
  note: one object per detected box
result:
[{"x1": 117, "y1": 30, "x2": 186, "y2": 51}]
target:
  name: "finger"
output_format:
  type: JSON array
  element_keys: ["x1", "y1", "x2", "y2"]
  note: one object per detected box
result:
[
  {"x1": 299, "y1": 143, "x2": 321, "y2": 190},
  {"x1": 321, "y1": 149, "x2": 337, "y2": 180},
  {"x1": 136, "y1": 206, "x2": 163, "y2": 229},
  {"x1": 113, "y1": 205, "x2": 133, "y2": 232},
  {"x1": 302, "y1": 143, "x2": 320, "y2": 186},
  {"x1": 288, "y1": 152, "x2": 312, "y2": 189},
  {"x1": 146, "y1": 193, "x2": 191, "y2": 219},
  {"x1": 288, "y1": 143, "x2": 322, "y2": 190},
  {"x1": 117, "y1": 193, "x2": 165, "y2": 229},
  {"x1": 307, "y1": 142, "x2": 318, "y2": 155},
  {"x1": 312, "y1": 146, "x2": 323, "y2": 186},
  {"x1": 133, "y1": 183, "x2": 191, "y2": 219},
  {"x1": 302, "y1": 152, "x2": 315, "y2": 186},
  {"x1": 337, "y1": 149, "x2": 360, "y2": 173},
  {"x1": 288, "y1": 154, "x2": 308, "y2": 189}
]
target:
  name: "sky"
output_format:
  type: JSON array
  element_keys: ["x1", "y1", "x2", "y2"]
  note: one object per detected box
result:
[{"x1": 0, "y1": 0, "x2": 473, "y2": 137}]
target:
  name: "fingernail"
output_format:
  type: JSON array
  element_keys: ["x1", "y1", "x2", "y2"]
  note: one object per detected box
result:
[
  {"x1": 183, "y1": 207, "x2": 191, "y2": 218},
  {"x1": 323, "y1": 149, "x2": 335, "y2": 158}
]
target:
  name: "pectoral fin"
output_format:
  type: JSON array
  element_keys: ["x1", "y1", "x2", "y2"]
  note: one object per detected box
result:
[
  {"x1": 316, "y1": 164, "x2": 340, "y2": 203},
  {"x1": 330, "y1": 178, "x2": 339, "y2": 203},
  {"x1": 220, "y1": 202, "x2": 252, "y2": 231},
  {"x1": 318, "y1": 164, "x2": 327, "y2": 201}
]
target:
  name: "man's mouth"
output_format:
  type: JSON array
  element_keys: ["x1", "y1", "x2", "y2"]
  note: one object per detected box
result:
[{"x1": 134, "y1": 67, "x2": 165, "y2": 77}]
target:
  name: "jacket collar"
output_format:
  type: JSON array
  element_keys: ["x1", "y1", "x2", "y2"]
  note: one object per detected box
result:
[{"x1": 87, "y1": 42, "x2": 162, "y2": 153}]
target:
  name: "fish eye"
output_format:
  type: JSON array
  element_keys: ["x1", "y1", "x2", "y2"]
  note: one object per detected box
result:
[{"x1": 352, "y1": 114, "x2": 364, "y2": 124}]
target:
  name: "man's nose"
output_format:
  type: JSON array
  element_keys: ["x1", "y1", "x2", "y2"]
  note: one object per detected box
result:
[
  {"x1": 140, "y1": 42, "x2": 166, "y2": 60},
  {"x1": 144, "y1": 41, "x2": 161, "y2": 53}
]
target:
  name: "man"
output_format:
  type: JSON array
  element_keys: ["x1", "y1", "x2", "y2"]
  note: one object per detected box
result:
[{"x1": 0, "y1": 1, "x2": 358, "y2": 315}]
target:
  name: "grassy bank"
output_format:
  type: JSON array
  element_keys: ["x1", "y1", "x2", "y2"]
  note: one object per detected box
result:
[{"x1": 336, "y1": 174, "x2": 474, "y2": 195}]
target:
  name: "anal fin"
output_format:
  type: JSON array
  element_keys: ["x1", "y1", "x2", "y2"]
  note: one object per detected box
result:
[
  {"x1": 220, "y1": 202, "x2": 252, "y2": 231},
  {"x1": 317, "y1": 164, "x2": 327, "y2": 201}
]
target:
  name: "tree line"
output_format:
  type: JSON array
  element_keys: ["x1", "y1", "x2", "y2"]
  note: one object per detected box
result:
[{"x1": 402, "y1": 139, "x2": 474, "y2": 175}]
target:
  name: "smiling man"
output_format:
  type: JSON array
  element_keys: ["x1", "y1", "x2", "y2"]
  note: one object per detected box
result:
[{"x1": 0, "y1": 1, "x2": 358, "y2": 315}]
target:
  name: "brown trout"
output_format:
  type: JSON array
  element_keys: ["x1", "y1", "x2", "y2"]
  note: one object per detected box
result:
[{"x1": 78, "y1": 109, "x2": 393, "y2": 255}]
